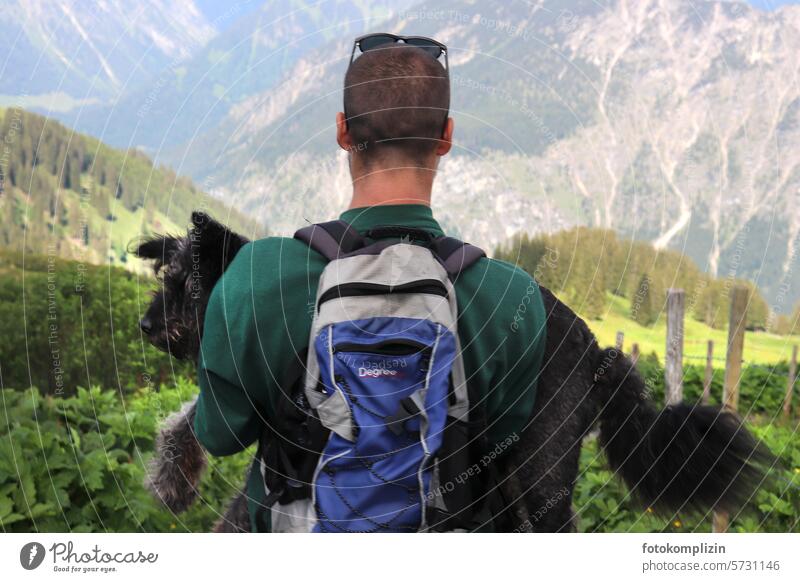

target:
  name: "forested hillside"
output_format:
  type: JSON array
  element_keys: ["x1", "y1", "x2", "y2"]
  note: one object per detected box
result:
[
  {"x1": 495, "y1": 227, "x2": 799, "y2": 335},
  {"x1": 0, "y1": 108, "x2": 260, "y2": 269},
  {"x1": 0, "y1": 249, "x2": 188, "y2": 395}
]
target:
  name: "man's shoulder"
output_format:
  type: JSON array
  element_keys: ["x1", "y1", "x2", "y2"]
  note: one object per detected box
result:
[
  {"x1": 206, "y1": 235, "x2": 325, "y2": 316},
  {"x1": 220, "y1": 236, "x2": 326, "y2": 284},
  {"x1": 478, "y1": 255, "x2": 535, "y2": 277},
  {"x1": 456, "y1": 255, "x2": 544, "y2": 337},
  {"x1": 231, "y1": 235, "x2": 319, "y2": 265},
  {"x1": 462, "y1": 255, "x2": 539, "y2": 292}
]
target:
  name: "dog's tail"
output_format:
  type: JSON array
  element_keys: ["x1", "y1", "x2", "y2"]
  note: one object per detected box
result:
[
  {"x1": 593, "y1": 347, "x2": 774, "y2": 515},
  {"x1": 145, "y1": 398, "x2": 207, "y2": 513}
]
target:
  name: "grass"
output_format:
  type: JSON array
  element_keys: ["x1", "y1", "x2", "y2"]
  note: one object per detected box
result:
[
  {"x1": 586, "y1": 293, "x2": 800, "y2": 366},
  {"x1": 104, "y1": 198, "x2": 183, "y2": 268}
]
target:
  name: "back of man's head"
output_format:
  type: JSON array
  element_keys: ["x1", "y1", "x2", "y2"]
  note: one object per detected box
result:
[{"x1": 343, "y1": 45, "x2": 450, "y2": 169}]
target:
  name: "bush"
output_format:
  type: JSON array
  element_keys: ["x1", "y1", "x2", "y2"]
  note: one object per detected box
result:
[
  {"x1": 0, "y1": 249, "x2": 193, "y2": 395},
  {"x1": 574, "y1": 425, "x2": 800, "y2": 532},
  {"x1": 0, "y1": 380, "x2": 252, "y2": 532},
  {"x1": 2, "y1": 376, "x2": 797, "y2": 532},
  {"x1": 634, "y1": 356, "x2": 795, "y2": 418}
]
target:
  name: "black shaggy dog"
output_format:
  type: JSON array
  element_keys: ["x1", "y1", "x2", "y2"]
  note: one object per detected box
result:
[
  {"x1": 135, "y1": 211, "x2": 250, "y2": 531},
  {"x1": 135, "y1": 211, "x2": 774, "y2": 533}
]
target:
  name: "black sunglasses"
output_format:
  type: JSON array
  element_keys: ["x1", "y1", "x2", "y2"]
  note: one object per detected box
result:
[{"x1": 350, "y1": 33, "x2": 449, "y2": 71}]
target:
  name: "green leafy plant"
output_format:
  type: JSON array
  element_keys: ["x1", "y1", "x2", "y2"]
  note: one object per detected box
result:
[
  {"x1": 0, "y1": 380, "x2": 252, "y2": 532},
  {"x1": 574, "y1": 425, "x2": 800, "y2": 533},
  {"x1": 2, "y1": 377, "x2": 798, "y2": 532}
]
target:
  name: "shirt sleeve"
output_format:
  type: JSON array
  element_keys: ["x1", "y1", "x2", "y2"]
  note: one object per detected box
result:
[
  {"x1": 193, "y1": 247, "x2": 264, "y2": 457},
  {"x1": 195, "y1": 366, "x2": 261, "y2": 456}
]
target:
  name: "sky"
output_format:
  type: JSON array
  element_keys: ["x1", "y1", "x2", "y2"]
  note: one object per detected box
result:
[
  {"x1": 746, "y1": 0, "x2": 800, "y2": 9},
  {"x1": 193, "y1": 0, "x2": 800, "y2": 19},
  {"x1": 192, "y1": 0, "x2": 265, "y2": 29}
]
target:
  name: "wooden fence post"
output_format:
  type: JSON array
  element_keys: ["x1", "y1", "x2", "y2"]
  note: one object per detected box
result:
[
  {"x1": 703, "y1": 340, "x2": 714, "y2": 405},
  {"x1": 665, "y1": 289, "x2": 685, "y2": 406},
  {"x1": 631, "y1": 342, "x2": 640, "y2": 364},
  {"x1": 722, "y1": 286, "x2": 747, "y2": 412},
  {"x1": 713, "y1": 285, "x2": 748, "y2": 533},
  {"x1": 783, "y1": 345, "x2": 798, "y2": 421},
  {"x1": 615, "y1": 331, "x2": 624, "y2": 352}
]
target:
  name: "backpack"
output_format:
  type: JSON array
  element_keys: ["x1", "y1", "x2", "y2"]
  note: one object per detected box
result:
[{"x1": 257, "y1": 220, "x2": 509, "y2": 533}]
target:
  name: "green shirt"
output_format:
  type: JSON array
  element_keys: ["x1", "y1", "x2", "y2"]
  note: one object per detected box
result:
[{"x1": 195, "y1": 204, "x2": 546, "y2": 532}]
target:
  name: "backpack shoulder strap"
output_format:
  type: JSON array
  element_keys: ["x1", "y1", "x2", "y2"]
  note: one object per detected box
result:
[
  {"x1": 430, "y1": 236, "x2": 486, "y2": 277},
  {"x1": 294, "y1": 221, "x2": 485, "y2": 276},
  {"x1": 294, "y1": 220, "x2": 365, "y2": 261}
]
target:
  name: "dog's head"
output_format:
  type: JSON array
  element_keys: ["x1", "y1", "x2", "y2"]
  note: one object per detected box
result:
[{"x1": 134, "y1": 211, "x2": 249, "y2": 361}]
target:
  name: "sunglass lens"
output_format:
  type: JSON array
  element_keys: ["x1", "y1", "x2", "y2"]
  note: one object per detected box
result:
[
  {"x1": 359, "y1": 34, "x2": 397, "y2": 53},
  {"x1": 404, "y1": 38, "x2": 442, "y2": 59}
]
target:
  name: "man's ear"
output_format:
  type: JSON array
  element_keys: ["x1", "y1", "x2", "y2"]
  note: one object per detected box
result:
[
  {"x1": 435, "y1": 117, "x2": 454, "y2": 157},
  {"x1": 336, "y1": 111, "x2": 355, "y2": 152}
]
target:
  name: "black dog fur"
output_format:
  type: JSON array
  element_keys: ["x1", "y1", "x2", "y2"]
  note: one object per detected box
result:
[
  {"x1": 135, "y1": 211, "x2": 249, "y2": 531},
  {"x1": 135, "y1": 212, "x2": 774, "y2": 532}
]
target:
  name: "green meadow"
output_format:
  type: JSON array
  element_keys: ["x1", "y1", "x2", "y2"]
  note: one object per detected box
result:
[{"x1": 588, "y1": 294, "x2": 800, "y2": 366}]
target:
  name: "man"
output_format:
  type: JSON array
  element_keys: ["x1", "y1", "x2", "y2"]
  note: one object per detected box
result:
[{"x1": 194, "y1": 34, "x2": 547, "y2": 532}]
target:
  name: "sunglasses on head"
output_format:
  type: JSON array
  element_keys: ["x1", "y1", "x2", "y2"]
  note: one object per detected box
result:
[{"x1": 350, "y1": 33, "x2": 449, "y2": 71}]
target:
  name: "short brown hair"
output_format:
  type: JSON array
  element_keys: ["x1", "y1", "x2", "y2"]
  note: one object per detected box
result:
[{"x1": 343, "y1": 45, "x2": 449, "y2": 166}]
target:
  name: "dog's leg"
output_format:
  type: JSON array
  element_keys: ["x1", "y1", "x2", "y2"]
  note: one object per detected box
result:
[
  {"x1": 509, "y1": 288, "x2": 602, "y2": 532},
  {"x1": 212, "y1": 487, "x2": 252, "y2": 533},
  {"x1": 496, "y1": 462, "x2": 530, "y2": 530},
  {"x1": 510, "y1": 415, "x2": 583, "y2": 532},
  {"x1": 507, "y1": 365, "x2": 588, "y2": 533},
  {"x1": 145, "y1": 398, "x2": 208, "y2": 513}
]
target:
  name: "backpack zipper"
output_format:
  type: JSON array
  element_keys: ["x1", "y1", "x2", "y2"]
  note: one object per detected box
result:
[
  {"x1": 333, "y1": 339, "x2": 429, "y2": 356},
  {"x1": 318, "y1": 279, "x2": 447, "y2": 309}
]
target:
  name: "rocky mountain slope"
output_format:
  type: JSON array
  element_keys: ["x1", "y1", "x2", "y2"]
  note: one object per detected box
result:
[
  {"x1": 165, "y1": 0, "x2": 800, "y2": 312},
  {"x1": 63, "y1": 0, "x2": 417, "y2": 150},
  {"x1": 0, "y1": 0, "x2": 215, "y2": 110}
]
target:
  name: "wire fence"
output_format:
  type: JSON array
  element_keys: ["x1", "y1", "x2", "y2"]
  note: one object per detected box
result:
[
  {"x1": 617, "y1": 286, "x2": 799, "y2": 532},
  {"x1": 679, "y1": 354, "x2": 798, "y2": 383},
  {"x1": 623, "y1": 331, "x2": 799, "y2": 421}
]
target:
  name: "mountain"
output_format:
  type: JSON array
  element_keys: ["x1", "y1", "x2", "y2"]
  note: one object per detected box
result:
[
  {"x1": 0, "y1": 0, "x2": 215, "y2": 112},
  {"x1": 163, "y1": 0, "x2": 800, "y2": 313},
  {"x1": 0, "y1": 107, "x2": 261, "y2": 268},
  {"x1": 62, "y1": 0, "x2": 417, "y2": 151}
]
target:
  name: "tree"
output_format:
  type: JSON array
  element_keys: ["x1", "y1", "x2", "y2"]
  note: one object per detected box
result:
[
  {"x1": 771, "y1": 314, "x2": 796, "y2": 336},
  {"x1": 740, "y1": 281, "x2": 769, "y2": 331},
  {"x1": 631, "y1": 273, "x2": 658, "y2": 325},
  {"x1": 693, "y1": 279, "x2": 729, "y2": 329},
  {"x1": 773, "y1": 301, "x2": 800, "y2": 336}
]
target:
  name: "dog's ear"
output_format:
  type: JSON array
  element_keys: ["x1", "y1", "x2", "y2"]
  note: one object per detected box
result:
[
  {"x1": 190, "y1": 210, "x2": 247, "y2": 269},
  {"x1": 190, "y1": 211, "x2": 230, "y2": 242},
  {"x1": 191, "y1": 210, "x2": 213, "y2": 230},
  {"x1": 133, "y1": 235, "x2": 180, "y2": 262}
]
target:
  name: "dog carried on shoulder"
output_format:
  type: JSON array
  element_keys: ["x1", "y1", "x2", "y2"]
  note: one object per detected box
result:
[{"x1": 134, "y1": 211, "x2": 775, "y2": 532}]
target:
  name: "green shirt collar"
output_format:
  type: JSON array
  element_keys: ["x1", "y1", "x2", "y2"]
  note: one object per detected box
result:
[{"x1": 339, "y1": 204, "x2": 445, "y2": 237}]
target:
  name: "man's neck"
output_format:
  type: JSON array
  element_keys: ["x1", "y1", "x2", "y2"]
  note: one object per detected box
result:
[{"x1": 348, "y1": 165, "x2": 434, "y2": 209}]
